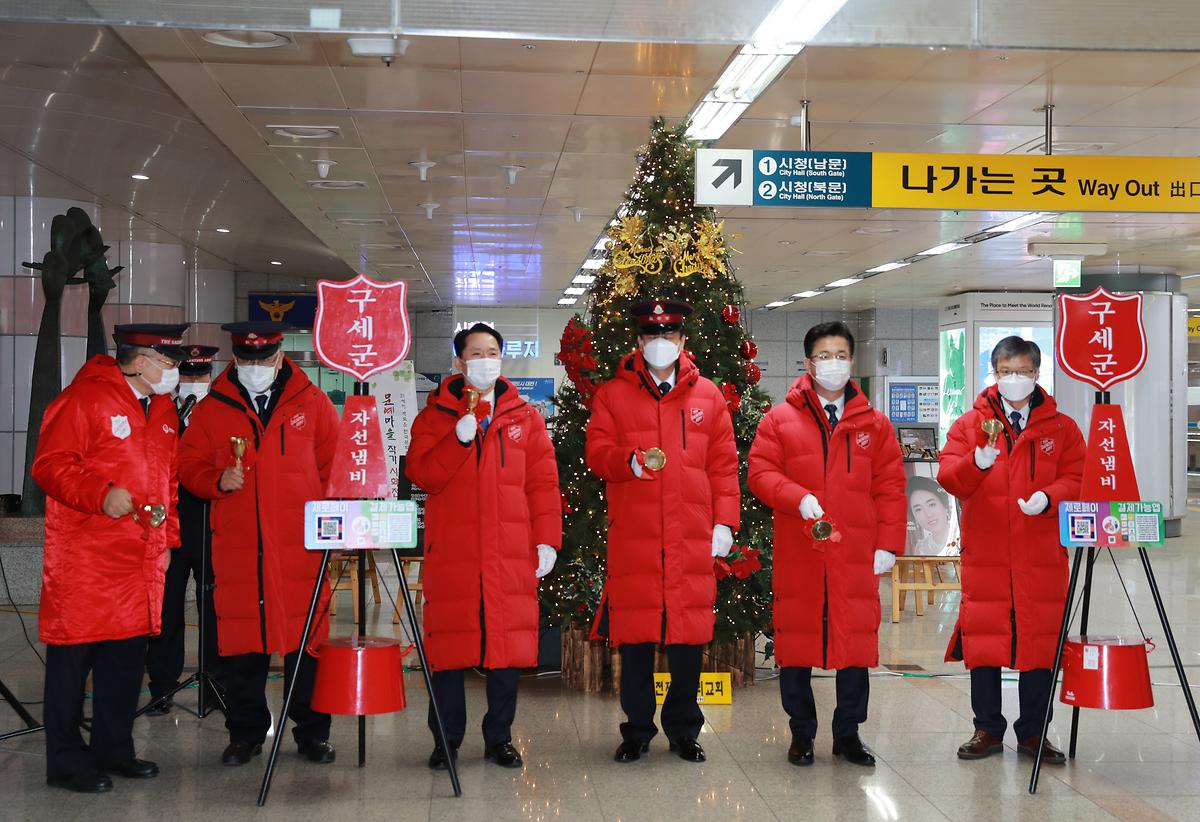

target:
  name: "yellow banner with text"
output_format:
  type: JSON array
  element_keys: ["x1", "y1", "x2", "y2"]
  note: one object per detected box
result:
[{"x1": 653, "y1": 672, "x2": 732, "y2": 705}]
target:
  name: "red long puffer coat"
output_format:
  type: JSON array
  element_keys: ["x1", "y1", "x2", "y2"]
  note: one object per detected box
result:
[
  {"x1": 179, "y1": 359, "x2": 339, "y2": 657},
  {"x1": 34, "y1": 356, "x2": 180, "y2": 645},
  {"x1": 406, "y1": 374, "x2": 561, "y2": 671},
  {"x1": 939, "y1": 386, "x2": 1085, "y2": 670},
  {"x1": 748, "y1": 376, "x2": 906, "y2": 669},
  {"x1": 586, "y1": 351, "x2": 740, "y2": 647}
]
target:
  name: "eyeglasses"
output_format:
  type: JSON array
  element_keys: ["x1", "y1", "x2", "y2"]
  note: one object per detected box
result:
[
  {"x1": 996, "y1": 368, "x2": 1037, "y2": 378},
  {"x1": 811, "y1": 352, "x2": 851, "y2": 362}
]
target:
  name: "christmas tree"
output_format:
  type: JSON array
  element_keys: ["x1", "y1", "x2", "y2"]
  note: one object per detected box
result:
[{"x1": 543, "y1": 118, "x2": 774, "y2": 646}]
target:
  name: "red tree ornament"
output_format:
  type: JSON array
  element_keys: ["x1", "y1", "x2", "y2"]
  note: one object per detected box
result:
[
  {"x1": 745, "y1": 362, "x2": 762, "y2": 385},
  {"x1": 721, "y1": 382, "x2": 742, "y2": 413},
  {"x1": 739, "y1": 340, "x2": 758, "y2": 360},
  {"x1": 721, "y1": 304, "x2": 740, "y2": 324}
]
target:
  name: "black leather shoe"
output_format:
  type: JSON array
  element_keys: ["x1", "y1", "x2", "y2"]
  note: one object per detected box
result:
[
  {"x1": 668, "y1": 737, "x2": 706, "y2": 763},
  {"x1": 103, "y1": 758, "x2": 159, "y2": 779},
  {"x1": 1017, "y1": 735, "x2": 1066, "y2": 765},
  {"x1": 144, "y1": 696, "x2": 172, "y2": 716},
  {"x1": 47, "y1": 770, "x2": 113, "y2": 793},
  {"x1": 832, "y1": 734, "x2": 876, "y2": 767},
  {"x1": 297, "y1": 739, "x2": 336, "y2": 764},
  {"x1": 484, "y1": 742, "x2": 524, "y2": 768},
  {"x1": 428, "y1": 745, "x2": 459, "y2": 770},
  {"x1": 787, "y1": 736, "x2": 814, "y2": 766},
  {"x1": 613, "y1": 739, "x2": 649, "y2": 763},
  {"x1": 221, "y1": 740, "x2": 262, "y2": 766}
]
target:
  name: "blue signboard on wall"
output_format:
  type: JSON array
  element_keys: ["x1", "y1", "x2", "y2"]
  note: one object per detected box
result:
[
  {"x1": 248, "y1": 293, "x2": 318, "y2": 328},
  {"x1": 509, "y1": 377, "x2": 556, "y2": 419},
  {"x1": 753, "y1": 151, "x2": 873, "y2": 208},
  {"x1": 888, "y1": 383, "x2": 919, "y2": 423}
]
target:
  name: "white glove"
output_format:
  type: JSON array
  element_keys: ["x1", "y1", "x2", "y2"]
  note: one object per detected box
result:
[
  {"x1": 630, "y1": 452, "x2": 643, "y2": 478},
  {"x1": 1018, "y1": 491, "x2": 1049, "y2": 516},
  {"x1": 873, "y1": 549, "x2": 896, "y2": 575},
  {"x1": 711, "y1": 524, "x2": 733, "y2": 558},
  {"x1": 535, "y1": 544, "x2": 557, "y2": 578},
  {"x1": 799, "y1": 494, "x2": 825, "y2": 521},
  {"x1": 455, "y1": 413, "x2": 477, "y2": 444},
  {"x1": 974, "y1": 445, "x2": 1000, "y2": 470}
]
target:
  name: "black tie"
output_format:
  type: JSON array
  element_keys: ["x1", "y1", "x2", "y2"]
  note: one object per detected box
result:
[
  {"x1": 1010, "y1": 410, "x2": 1023, "y2": 435},
  {"x1": 825, "y1": 403, "x2": 839, "y2": 429},
  {"x1": 139, "y1": 397, "x2": 150, "y2": 419},
  {"x1": 255, "y1": 394, "x2": 269, "y2": 420},
  {"x1": 659, "y1": 381, "x2": 671, "y2": 395}
]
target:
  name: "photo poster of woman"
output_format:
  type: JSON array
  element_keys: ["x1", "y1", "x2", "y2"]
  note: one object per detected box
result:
[{"x1": 904, "y1": 463, "x2": 961, "y2": 556}]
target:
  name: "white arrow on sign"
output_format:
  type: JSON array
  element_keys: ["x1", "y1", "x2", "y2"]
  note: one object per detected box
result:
[{"x1": 695, "y1": 148, "x2": 753, "y2": 207}]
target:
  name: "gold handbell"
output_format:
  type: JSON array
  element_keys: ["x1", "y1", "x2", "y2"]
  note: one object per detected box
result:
[
  {"x1": 230, "y1": 436, "x2": 247, "y2": 467},
  {"x1": 465, "y1": 387, "x2": 480, "y2": 413},
  {"x1": 981, "y1": 418, "x2": 1004, "y2": 447},
  {"x1": 135, "y1": 503, "x2": 167, "y2": 529},
  {"x1": 643, "y1": 447, "x2": 667, "y2": 472},
  {"x1": 810, "y1": 519, "x2": 834, "y2": 541}
]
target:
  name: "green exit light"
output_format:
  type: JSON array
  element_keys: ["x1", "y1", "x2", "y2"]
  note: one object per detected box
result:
[{"x1": 1053, "y1": 258, "x2": 1082, "y2": 288}]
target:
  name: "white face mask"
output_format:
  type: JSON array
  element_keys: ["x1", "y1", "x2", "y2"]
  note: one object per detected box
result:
[
  {"x1": 465, "y1": 357, "x2": 502, "y2": 390},
  {"x1": 149, "y1": 367, "x2": 179, "y2": 396},
  {"x1": 178, "y1": 383, "x2": 209, "y2": 402},
  {"x1": 812, "y1": 359, "x2": 851, "y2": 392},
  {"x1": 239, "y1": 363, "x2": 277, "y2": 394},
  {"x1": 642, "y1": 338, "x2": 680, "y2": 370},
  {"x1": 997, "y1": 374, "x2": 1036, "y2": 403}
]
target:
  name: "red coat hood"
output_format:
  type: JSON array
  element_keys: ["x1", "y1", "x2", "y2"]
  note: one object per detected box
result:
[
  {"x1": 785, "y1": 373, "x2": 871, "y2": 426},
  {"x1": 75, "y1": 354, "x2": 138, "y2": 393},
  {"x1": 614, "y1": 349, "x2": 701, "y2": 394}
]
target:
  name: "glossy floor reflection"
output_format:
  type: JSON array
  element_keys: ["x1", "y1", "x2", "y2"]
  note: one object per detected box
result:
[{"x1": 5, "y1": 513, "x2": 1200, "y2": 820}]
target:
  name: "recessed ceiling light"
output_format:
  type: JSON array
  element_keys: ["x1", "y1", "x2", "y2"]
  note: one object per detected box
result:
[
  {"x1": 987, "y1": 212, "x2": 1053, "y2": 233},
  {"x1": 865, "y1": 261, "x2": 910, "y2": 273},
  {"x1": 917, "y1": 241, "x2": 970, "y2": 256},
  {"x1": 825, "y1": 278, "x2": 861, "y2": 288},
  {"x1": 270, "y1": 260, "x2": 282, "y2": 266},
  {"x1": 765, "y1": 300, "x2": 794, "y2": 309},
  {"x1": 375, "y1": 263, "x2": 416, "y2": 269},
  {"x1": 564, "y1": 287, "x2": 586, "y2": 296},
  {"x1": 202, "y1": 30, "x2": 291, "y2": 49},
  {"x1": 791, "y1": 290, "x2": 823, "y2": 298},
  {"x1": 336, "y1": 217, "x2": 389, "y2": 226},
  {"x1": 558, "y1": 297, "x2": 578, "y2": 306},
  {"x1": 215, "y1": 227, "x2": 231, "y2": 233},
  {"x1": 308, "y1": 180, "x2": 368, "y2": 190},
  {"x1": 802, "y1": 249, "x2": 848, "y2": 257},
  {"x1": 572, "y1": 274, "x2": 596, "y2": 285},
  {"x1": 360, "y1": 243, "x2": 407, "y2": 250},
  {"x1": 581, "y1": 258, "x2": 605, "y2": 270},
  {"x1": 592, "y1": 237, "x2": 611, "y2": 252},
  {"x1": 268, "y1": 125, "x2": 340, "y2": 140},
  {"x1": 131, "y1": 173, "x2": 149, "y2": 181},
  {"x1": 778, "y1": 240, "x2": 798, "y2": 245},
  {"x1": 854, "y1": 226, "x2": 900, "y2": 235}
]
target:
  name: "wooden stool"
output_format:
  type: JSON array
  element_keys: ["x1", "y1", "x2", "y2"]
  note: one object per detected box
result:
[
  {"x1": 890, "y1": 556, "x2": 961, "y2": 623},
  {"x1": 328, "y1": 552, "x2": 382, "y2": 624},
  {"x1": 390, "y1": 556, "x2": 425, "y2": 624}
]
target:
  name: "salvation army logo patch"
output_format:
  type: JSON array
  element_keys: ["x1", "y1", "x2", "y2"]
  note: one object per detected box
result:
[
  {"x1": 507, "y1": 424, "x2": 522, "y2": 442},
  {"x1": 856, "y1": 431, "x2": 871, "y2": 449},
  {"x1": 110, "y1": 415, "x2": 131, "y2": 440},
  {"x1": 1041, "y1": 437, "x2": 1055, "y2": 455},
  {"x1": 290, "y1": 412, "x2": 306, "y2": 430},
  {"x1": 690, "y1": 407, "x2": 705, "y2": 425}
]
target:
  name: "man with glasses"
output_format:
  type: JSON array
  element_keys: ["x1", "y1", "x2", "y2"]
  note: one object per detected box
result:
[
  {"x1": 586, "y1": 299, "x2": 740, "y2": 764},
  {"x1": 179, "y1": 321, "x2": 341, "y2": 767},
  {"x1": 33, "y1": 323, "x2": 188, "y2": 792},
  {"x1": 748, "y1": 321, "x2": 905, "y2": 768},
  {"x1": 939, "y1": 336, "x2": 1084, "y2": 765}
]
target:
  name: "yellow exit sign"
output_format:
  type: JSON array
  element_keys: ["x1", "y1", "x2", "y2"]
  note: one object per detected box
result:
[{"x1": 653, "y1": 672, "x2": 732, "y2": 705}]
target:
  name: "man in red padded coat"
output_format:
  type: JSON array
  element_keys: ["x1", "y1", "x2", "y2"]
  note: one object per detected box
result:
[
  {"x1": 179, "y1": 321, "x2": 340, "y2": 768},
  {"x1": 586, "y1": 299, "x2": 740, "y2": 765},
  {"x1": 748, "y1": 321, "x2": 906, "y2": 768},
  {"x1": 407, "y1": 322, "x2": 561, "y2": 770},
  {"x1": 939, "y1": 336, "x2": 1084, "y2": 765},
  {"x1": 34, "y1": 323, "x2": 188, "y2": 792}
]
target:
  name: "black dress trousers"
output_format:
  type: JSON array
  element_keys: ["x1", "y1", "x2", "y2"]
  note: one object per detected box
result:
[
  {"x1": 43, "y1": 635, "x2": 148, "y2": 779},
  {"x1": 619, "y1": 643, "x2": 705, "y2": 743},
  {"x1": 970, "y1": 666, "x2": 1054, "y2": 740},
  {"x1": 427, "y1": 667, "x2": 521, "y2": 748},
  {"x1": 221, "y1": 649, "x2": 330, "y2": 745},
  {"x1": 780, "y1": 666, "x2": 870, "y2": 739}
]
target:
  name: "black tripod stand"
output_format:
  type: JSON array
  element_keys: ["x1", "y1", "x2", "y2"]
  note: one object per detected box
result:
[
  {"x1": 0, "y1": 674, "x2": 41, "y2": 740},
  {"x1": 138, "y1": 501, "x2": 227, "y2": 720}
]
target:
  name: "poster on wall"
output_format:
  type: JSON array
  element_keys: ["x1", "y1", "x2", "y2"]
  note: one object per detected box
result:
[
  {"x1": 369, "y1": 361, "x2": 420, "y2": 499},
  {"x1": 886, "y1": 377, "x2": 938, "y2": 424},
  {"x1": 939, "y1": 327, "x2": 967, "y2": 446},
  {"x1": 905, "y1": 463, "x2": 961, "y2": 556},
  {"x1": 508, "y1": 377, "x2": 556, "y2": 419},
  {"x1": 248, "y1": 293, "x2": 318, "y2": 328}
]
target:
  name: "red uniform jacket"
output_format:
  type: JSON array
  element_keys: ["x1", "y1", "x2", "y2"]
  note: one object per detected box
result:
[
  {"x1": 406, "y1": 375, "x2": 561, "y2": 671},
  {"x1": 34, "y1": 356, "x2": 179, "y2": 645},
  {"x1": 586, "y1": 351, "x2": 740, "y2": 647},
  {"x1": 179, "y1": 359, "x2": 338, "y2": 657},
  {"x1": 748, "y1": 376, "x2": 906, "y2": 669},
  {"x1": 939, "y1": 386, "x2": 1085, "y2": 670}
]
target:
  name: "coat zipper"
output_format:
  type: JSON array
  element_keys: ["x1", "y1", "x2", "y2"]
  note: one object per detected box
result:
[
  {"x1": 280, "y1": 423, "x2": 285, "y2": 455},
  {"x1": 845, "y1": 431, "x2": 851, "y2": 473},
  {"x1": 1029, "y1": 441, "x2": 1036, "y2": 482},
  {"x1": 499, "y1": 430, "x2": 506, "y2": 467},
  {"x1": 680, "y1": 409, "x2": 687, "y2": 450}
]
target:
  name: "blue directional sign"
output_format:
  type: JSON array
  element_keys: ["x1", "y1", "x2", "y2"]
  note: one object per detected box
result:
[{"x1": 753, "y1": 151, "x2": 873, "y2": 208}]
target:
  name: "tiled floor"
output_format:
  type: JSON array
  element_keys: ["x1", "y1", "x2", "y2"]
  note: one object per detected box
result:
[{"x1": 4, "y1": 522, "x2": 1200, "y2": 821}]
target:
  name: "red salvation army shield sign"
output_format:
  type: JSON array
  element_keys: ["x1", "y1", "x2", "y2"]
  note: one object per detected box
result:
[
  {"x1": 1055, "y1": 287, "x2": 1146, "y2": 392},
  {"x1": 314, "y1": 274, "x2": 411, "y2": 381}
]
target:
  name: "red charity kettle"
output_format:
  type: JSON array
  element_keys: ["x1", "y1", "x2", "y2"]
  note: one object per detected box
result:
[
  {"x1": 1059, "y1": 634, "x2": 1154, "y2": 710},
  {"x1": 311, "y1": 635, "x2": 409, "y2": 715}
]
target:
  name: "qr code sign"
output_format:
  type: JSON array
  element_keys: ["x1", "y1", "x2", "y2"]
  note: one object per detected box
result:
[{"x1": 317, "y1": 515, "x2": 344, "y2": 542}]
